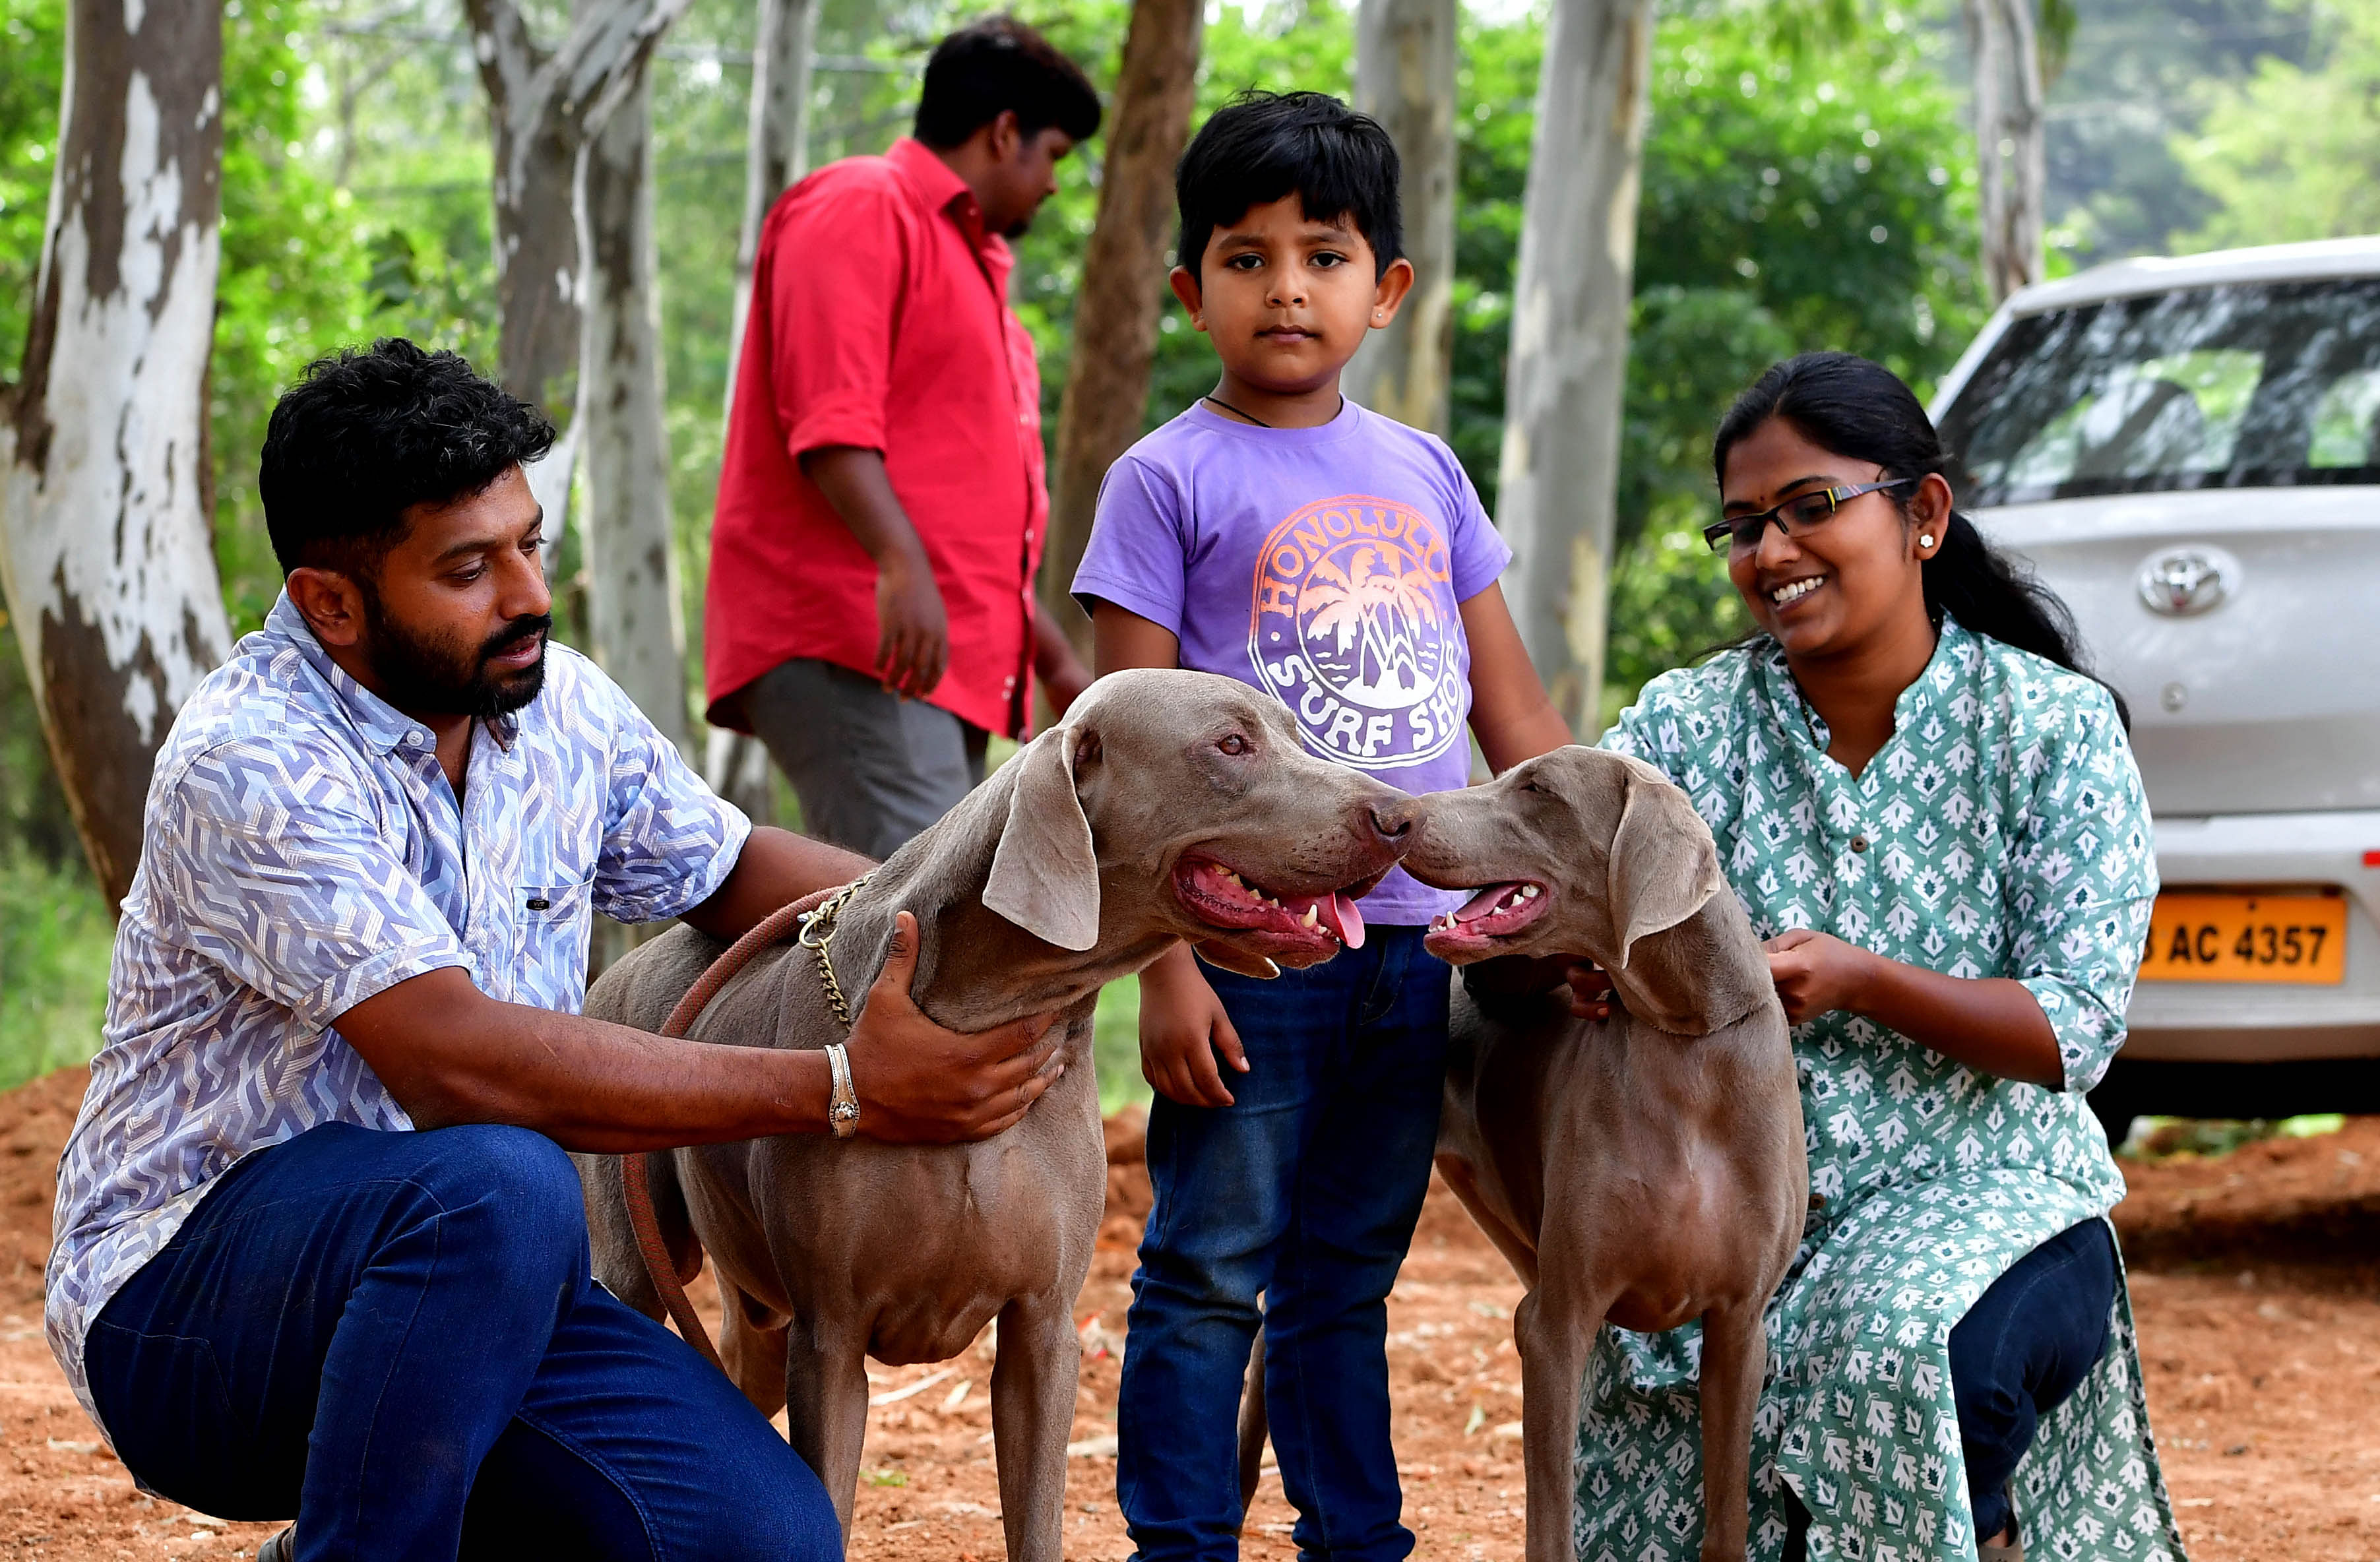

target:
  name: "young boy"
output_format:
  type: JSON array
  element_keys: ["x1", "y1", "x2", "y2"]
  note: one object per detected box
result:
[{"x1": 1071, "y1": 92, "x2": 1573, "y2": 1561}]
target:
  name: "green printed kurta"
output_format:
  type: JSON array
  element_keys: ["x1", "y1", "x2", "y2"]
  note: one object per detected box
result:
[{"x1": 1587, "y1": 619, "x2": 2187, "y2": 1562}]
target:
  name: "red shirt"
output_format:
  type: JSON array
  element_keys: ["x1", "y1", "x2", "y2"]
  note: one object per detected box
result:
[{"x1": 706, "y1": 138, "x2": 1047, "y2": 737}]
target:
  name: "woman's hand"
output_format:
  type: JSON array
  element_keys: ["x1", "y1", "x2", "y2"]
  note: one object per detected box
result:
[
  {"x1": 1457, "y1": 953, "x2": 1615, "y2": 1022},
  {"x1": 1138, "y1": 943, "x2": 1249, "y2": 1108},
  {"x1": 1762, "y1": 929, "x2": 1882, "y2": 1026},
  {"x1": 1563, "y1": 962, "x2": 1615, "y2": 1022}
]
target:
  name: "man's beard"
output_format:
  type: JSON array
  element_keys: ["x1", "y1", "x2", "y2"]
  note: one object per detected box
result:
[{"x1": 357, "y1": 584, "x2": 551, "y2": 721}]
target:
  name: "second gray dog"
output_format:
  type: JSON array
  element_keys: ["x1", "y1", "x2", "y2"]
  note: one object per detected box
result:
[{"x1": 1404, "y1": 745, "x2": 1807, "y2": 1562}]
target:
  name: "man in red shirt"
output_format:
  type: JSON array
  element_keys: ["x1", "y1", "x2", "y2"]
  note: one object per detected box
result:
[{"x1": 706, "y1": 16, "x2": 1099, "y2": 858}]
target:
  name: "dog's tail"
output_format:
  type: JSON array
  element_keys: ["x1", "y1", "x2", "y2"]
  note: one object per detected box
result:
[{"x1": 1236, "y1": 1327, "x2": 1268, "y2": 1524}]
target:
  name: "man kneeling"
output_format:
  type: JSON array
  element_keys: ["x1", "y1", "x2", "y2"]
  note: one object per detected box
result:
[{"x1": 45, "y1": 340, "x2": 1063, "y2": 1560}]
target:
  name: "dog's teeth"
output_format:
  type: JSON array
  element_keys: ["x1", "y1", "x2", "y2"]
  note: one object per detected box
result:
[
  {"x1": 1221, "y1": 869, "x2": 1241, "y2": 887},
  {"x1": 1522, "y1": 885, "x2": 1540, "y2": 899},
  {"x1": 1301, "y1": 905, "x2": 1319, "y2": 928}
]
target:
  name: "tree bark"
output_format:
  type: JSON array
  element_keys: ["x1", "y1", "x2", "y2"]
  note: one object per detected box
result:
[
  {"x1": 577, "y1": 69, "x2": 691, "y2": 756},
  {"x1": 723, "y1": 0, "x2": 818, "y2": 420},
  {"x1": 1493, "y1": 0, "x2": 1653, "y2": 739},
  {"x1": 1342, "y1": 0, "x2": 1458, "y2": 434},
  {"x1": 1037, "y1": 0, "x2": 1205, "y2": 658},
  {"x1": 1968, "y1": 0, "x2": 2046, "y2": 305},
  {"x1": 460, "y1": 0, "x2": 693, "y2": 411},
  {"x1": 0, "y1": 0, "x2": 232, "y2": 909},
  {"x1": 710, "y1": 0, "x2": 819, "y2": 823}
]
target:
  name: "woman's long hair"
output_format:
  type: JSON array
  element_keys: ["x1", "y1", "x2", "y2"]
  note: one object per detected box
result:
[{"x1": 1712, "y1": 351, "x2": 2129, "y2": 726}]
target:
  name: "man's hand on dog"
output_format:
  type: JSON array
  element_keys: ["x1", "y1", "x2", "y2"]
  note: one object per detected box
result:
[{"x1": 847, "y1": 912, "x2": 1064, "y2": 1140}]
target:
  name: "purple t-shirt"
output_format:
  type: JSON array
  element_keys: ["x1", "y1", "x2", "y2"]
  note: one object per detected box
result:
[{"x1": 1073, "y1": 399, "x2": 1513, "y2": 924}]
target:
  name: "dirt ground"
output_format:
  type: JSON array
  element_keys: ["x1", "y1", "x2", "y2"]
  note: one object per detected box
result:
[{"x1": 3, "y1": 1069, "x2": 2377, "y2": 1561}]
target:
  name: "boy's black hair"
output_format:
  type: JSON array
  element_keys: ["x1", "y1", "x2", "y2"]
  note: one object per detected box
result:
[
  {"x1": 1175, "y1": 90, "x2": 1403, "y2": 279},
  {"x1": 259, "y1": 338, "x2": 555, "y2": 578},
  {"x1": 914, "y1": 15, "x2": 1102, "y2": 149}
]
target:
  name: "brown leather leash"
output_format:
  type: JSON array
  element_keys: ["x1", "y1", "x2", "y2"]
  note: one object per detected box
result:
[{"x1": 622, "y1": 879, "x2": 863, "y2": 1373}]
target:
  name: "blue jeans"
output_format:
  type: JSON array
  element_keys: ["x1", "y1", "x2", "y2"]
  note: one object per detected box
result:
[
  {"x1": 82, "y1": 1121, "x2": 838, "y2": 1561},
  {"x1": 1948, "y1": 1217, "x2": 2119, "y2": 1542},
  {"x1": 1119, "y1": 925, "x2": 1450, "y2": 1562}
]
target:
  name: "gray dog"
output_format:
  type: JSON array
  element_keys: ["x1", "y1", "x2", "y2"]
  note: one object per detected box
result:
[
  {"x1": 575, "y1": 669, "x2": 1412, "y2": 1559},
  {"x1": 1402, "y1": 745, "x2": 1807, "y2": 1562}
]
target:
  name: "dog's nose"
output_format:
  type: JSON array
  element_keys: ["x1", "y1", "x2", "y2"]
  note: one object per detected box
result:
[{"x1": 1365, "y1": 800, "x2": 1418, "y2": 844}]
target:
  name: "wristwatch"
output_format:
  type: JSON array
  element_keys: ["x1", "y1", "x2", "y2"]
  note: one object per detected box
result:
[{"x1": 824, "y1": 1042, "x2": 861, "y2": 1139}]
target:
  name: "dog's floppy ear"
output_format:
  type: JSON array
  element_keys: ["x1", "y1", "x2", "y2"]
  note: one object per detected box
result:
[
  {"x1": 1606, "y1": 765, "x2": 1724, "y2": 970},
  {"x1": 982, "y1": 724, "x2": 1101, "y2": 951}
]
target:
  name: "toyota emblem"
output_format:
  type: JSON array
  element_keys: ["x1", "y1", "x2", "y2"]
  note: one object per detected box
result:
[{"x1": 2137, "y1": 548, "x2": 2230, "y2": 617}]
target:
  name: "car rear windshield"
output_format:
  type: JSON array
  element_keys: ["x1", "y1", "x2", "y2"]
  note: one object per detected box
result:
[{"x1": 1939, "y1": 277, "x2": 2380, "y2": 505}]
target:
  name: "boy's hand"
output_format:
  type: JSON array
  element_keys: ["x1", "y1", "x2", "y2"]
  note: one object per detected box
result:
[{"x1": 1139, "y1": 943, "x2": 1248, "y2": 1107}]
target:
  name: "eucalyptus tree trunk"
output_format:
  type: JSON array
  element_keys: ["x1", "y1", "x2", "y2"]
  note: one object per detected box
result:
[
  {"x1": 1038, "y1": 0, "x2": 1205, "y2": 657},
  {"x1": 1493, "y1": 0, "x2": 1654, "y2": 739},
  {"x1": 723, "y1": 0, "x2": 818, "y2": 418},
  {"x1": 1967, "y1": 0, "x2": 2047, "y2": 304},
  {"x1": 461, "y1": 0, "x2": 694, "y2": 528},
  {"x1": 0, "y1": 0, "x2": 232, "y2": 909},
  {"x1": 1342, "y1": 0, "x2": 1457, "y2": 434},
  {"x1": 577, "y1": 71, "x2": 690, "y2": 755},
  {"x1": 709, "y1": 0, "x2": 820, "y2": 821}
]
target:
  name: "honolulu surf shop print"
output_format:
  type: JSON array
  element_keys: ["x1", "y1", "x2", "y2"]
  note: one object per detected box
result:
[{"x1": 1247, "y1": 493, "x2": 1467, "y2": 771}]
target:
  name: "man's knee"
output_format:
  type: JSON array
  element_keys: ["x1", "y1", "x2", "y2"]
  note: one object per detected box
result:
[
  {"x1": 698, "y1": 1481, "x2": 842, "y2": 1562},
  {"x1": 412, "y1": 1125, "x2": 586, "y2": 1272}
]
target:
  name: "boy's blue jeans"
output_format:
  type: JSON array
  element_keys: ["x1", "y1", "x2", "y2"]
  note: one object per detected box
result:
[
  {"x1": 1119, "y1": 925, "x2": 1449, "y2": 1562},
  {"x1": 82, "y1": 1121, "x2": 839, "y2": 1561}
]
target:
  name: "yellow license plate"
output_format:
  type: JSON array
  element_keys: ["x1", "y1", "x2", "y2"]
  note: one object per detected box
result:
[{"x1": 2139, "y1": 892, "x2": 2348, "y2": 984}]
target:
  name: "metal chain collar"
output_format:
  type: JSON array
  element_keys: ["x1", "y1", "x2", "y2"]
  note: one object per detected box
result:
[{"x1": 795, "y1": 873, "x2": 873, "y2": 1032}]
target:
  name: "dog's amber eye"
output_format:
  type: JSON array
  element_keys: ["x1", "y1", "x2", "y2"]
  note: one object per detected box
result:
[{"x1": 1218, "y1": 734, "x2": 1250, "y2": 755}]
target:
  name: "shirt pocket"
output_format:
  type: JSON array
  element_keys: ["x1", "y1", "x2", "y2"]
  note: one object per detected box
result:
[{"x1": 515, "y1": 879, "x2": 594, "y2": 1005}]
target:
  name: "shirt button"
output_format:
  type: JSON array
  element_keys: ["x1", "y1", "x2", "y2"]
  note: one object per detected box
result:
[
  {"x1": 1850, "y1": 834, "x2": 1869, "y2": 853},
  {"x1": 1808, "y1": 1193, "x2": 1827, "y2": 1212}
]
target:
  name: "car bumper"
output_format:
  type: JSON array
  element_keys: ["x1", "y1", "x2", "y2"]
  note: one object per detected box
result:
[{"x1": 2123, "y1": 809, "x2": 2380, "y2": 1061}]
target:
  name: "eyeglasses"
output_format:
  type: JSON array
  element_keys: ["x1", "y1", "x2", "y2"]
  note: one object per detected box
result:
[{"x1": 1703, "y1": 478, "x2": 1918, "y2": 554}]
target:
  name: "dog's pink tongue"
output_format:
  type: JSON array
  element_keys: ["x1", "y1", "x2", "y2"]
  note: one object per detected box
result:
[
  {"x1": 1323, "y1": 890, "x2": 1365, "y2": 949},
  {"x1": 1453, "y1": 884, "x2": 1511, "y2": 923}
]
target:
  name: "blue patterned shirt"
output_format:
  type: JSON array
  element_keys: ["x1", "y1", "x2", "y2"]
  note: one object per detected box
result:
[{"x1": 47, "y1": 593, "x2": 748, "y2": 1425}]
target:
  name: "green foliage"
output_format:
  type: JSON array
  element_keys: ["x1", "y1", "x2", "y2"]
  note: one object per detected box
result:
[
  {"x1": 1094, "y1": 980, "x2": 1147, "y2": 1113},
  {"x1": 2174, "y1": 1, "x2": 2380, "y2": 251},
  {"x1": 0, "y1": 0, "x2": 63, "y2": 369},
  {"x1": 2040, "y1": 0, "x2": 2312, "y2": 266},
  {"x1": 0, "y1": 850, "x2": 111, "y2": 1092},
  {"x1": 2124, "y1": 1113, "x2": 2347, "y2": 1160},
  {"x1": 1444, "y1": 5, "x2": 1980, "y2": 719}
]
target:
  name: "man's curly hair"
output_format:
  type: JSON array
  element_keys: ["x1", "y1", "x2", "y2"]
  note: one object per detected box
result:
[{"x1": 259, "y1": 338, "x2": 555, "y2": 578}]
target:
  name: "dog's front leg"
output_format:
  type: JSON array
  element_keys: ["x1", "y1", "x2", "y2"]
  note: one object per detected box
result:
[
  {"x1": 1696, "y1": 1298, "x2": 1767, "y2": 1562},
  {"x1": 783, "y1": 1325, "x2": 873, "y2": 1551},
  {"x1": 989, "y1": 1292, "x2": 1081, "y2": 1562},
  {"x1": 1515, "y1": 1284, "x2": 1600, "y2": 1562}
]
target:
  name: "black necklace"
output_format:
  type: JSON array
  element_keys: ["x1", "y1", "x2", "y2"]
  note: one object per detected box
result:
[{"x1": 1202, "y1": 394, "x2": 1273, "y2": 428}]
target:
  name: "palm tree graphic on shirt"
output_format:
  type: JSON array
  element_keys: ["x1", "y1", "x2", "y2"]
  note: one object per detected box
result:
[{"x1": 1298, "y1": 542, "x2": 1444, "y2": 709}]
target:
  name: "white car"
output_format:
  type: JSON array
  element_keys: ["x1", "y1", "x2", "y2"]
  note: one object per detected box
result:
[{"x1": 1930, "y1": 237, "x2": 2380, "y2": 1137}]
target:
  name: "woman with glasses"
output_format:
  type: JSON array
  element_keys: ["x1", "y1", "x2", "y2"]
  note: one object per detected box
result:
[{"x1": 1570, "y1": 353, "x2": 2185, "y2": 1562}]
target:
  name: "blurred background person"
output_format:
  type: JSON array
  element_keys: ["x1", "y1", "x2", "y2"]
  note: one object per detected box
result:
[{"x1": 705, "y1": 15, "x2": 1100, "y2": 859}]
